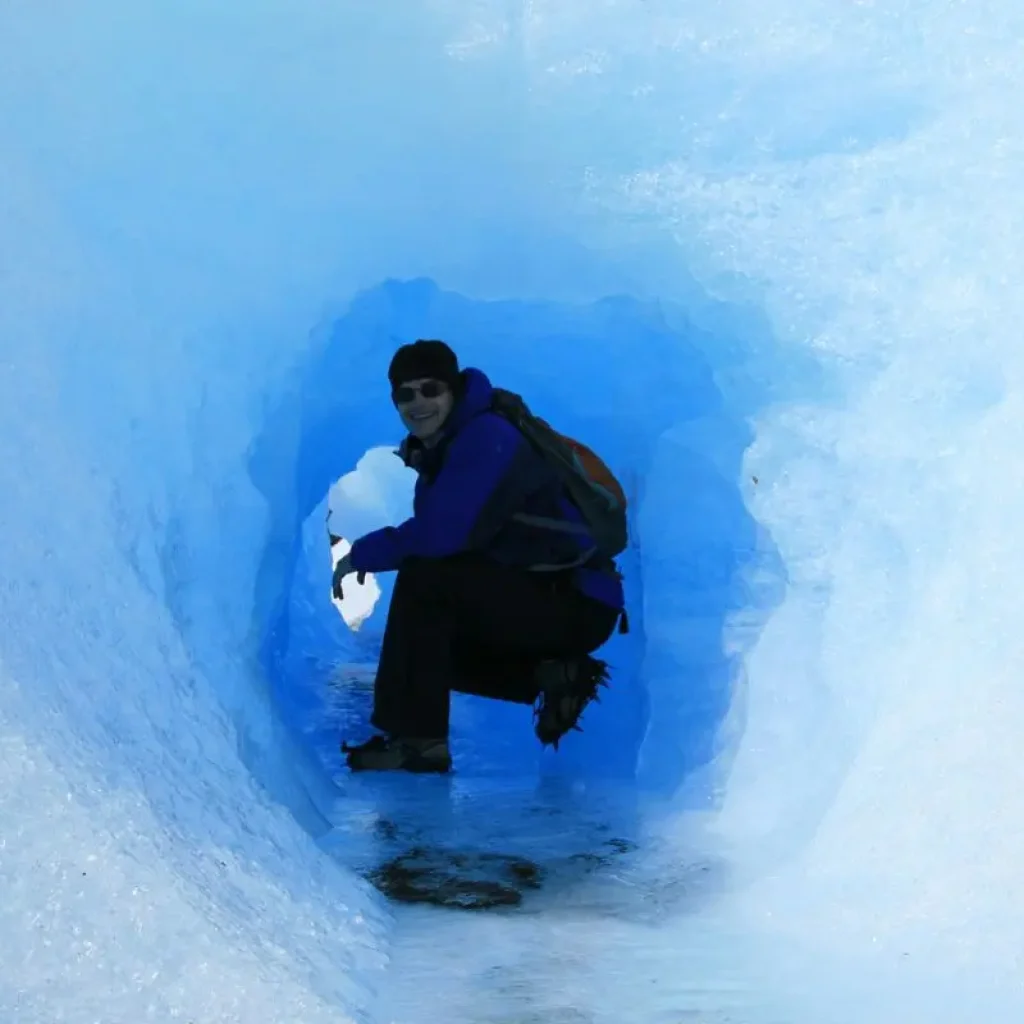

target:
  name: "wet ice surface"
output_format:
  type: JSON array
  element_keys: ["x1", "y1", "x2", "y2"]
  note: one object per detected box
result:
[
  {"x1": 379, "y1": 910, "x2": 796, "y2": 1024},
  {"x1": 307, "y1": 664, "x2": 767, "y2": 1023},
  {"x1": 302, "y1": 665, "x2": 1022, "y2": 1024},
  {"x1": 304, "y1": 663, "x2": 656, "y2": 903}
]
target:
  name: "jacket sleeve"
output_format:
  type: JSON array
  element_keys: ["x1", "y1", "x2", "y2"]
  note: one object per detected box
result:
[{"x1": 348, "y1": 416, "x2": 523, "y2": 573}]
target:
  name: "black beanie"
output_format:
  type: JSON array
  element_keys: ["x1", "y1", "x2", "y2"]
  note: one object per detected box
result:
[{"x1": 388, "y1": 339, "x2": 461, "y2": 391}]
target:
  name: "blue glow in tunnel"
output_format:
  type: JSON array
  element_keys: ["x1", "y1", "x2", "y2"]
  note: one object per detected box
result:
[{"x1": 248, "y1": 278, "x2": 787, "y2": 799}]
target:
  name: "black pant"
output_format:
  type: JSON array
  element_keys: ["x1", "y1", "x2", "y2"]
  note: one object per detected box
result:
[{"x1": 370, "y1": 555, "x2": 620, "y2": 739}]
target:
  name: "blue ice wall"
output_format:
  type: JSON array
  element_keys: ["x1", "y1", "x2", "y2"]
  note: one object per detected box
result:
[
  {"x1": 251, "y1": 278, "x2": 788, "y2": 797},
  {"x1": 4, "y1": 3, "x2": 1023, "y2": 1021}
]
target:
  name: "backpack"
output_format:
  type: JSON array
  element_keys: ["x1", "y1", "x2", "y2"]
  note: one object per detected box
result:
[{"x1": 490, "y1": 387, "x2": 628, "y2": 567}]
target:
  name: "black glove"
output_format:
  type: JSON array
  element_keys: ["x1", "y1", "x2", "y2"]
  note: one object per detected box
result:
[{"x1": 332, "y1": 555, "x2": 366, "y2": 601}]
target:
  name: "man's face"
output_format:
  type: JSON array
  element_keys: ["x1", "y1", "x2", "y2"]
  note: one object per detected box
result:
[{"x1": 393, "y1": 377, "x2": 454, "y2": 441}]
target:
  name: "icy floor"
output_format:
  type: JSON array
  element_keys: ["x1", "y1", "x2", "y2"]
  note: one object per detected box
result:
[{"x1": 293, "y1": 653, "x2": 1019, "y2": 1024}]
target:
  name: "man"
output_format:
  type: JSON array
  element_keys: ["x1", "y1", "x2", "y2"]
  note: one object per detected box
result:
[{"x1": 332, "y1": 339, "x2": 625, "y2": 773}]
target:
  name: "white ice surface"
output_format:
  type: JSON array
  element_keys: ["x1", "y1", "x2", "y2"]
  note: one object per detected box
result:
[
  {"x1": 328, "y1": 537, "x2": 381, "y2": 633},
  {"x1": 324, "y1": 445, "x2": 411, "y2": 630},
  {"x1": 2, "y1": 1, "x2": 1023, "y2": 1021}
]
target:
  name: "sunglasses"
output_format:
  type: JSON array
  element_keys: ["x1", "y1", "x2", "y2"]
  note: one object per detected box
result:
[{"x1": 392, "y1": 380, "x2": 448, "y2": 404}]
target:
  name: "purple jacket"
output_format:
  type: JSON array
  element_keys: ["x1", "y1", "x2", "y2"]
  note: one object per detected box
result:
[{"x1": 349, "y1": 368, "x2": 624, "y2": 610}]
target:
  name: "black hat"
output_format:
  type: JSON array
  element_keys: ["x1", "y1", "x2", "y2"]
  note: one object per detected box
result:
[{"x1": 388, "y1": 339, "x2": 461, "y2": 390}]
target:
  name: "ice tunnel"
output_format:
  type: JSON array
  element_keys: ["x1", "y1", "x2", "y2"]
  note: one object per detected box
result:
[
  {"x1": 251, "y1": 277, "x2": 788, "y2": 799},
  {"x1": 2, "y1": 3, "x2": 1023, "y2": 1023}
]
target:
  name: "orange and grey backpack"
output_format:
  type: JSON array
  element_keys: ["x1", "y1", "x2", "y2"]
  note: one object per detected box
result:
[{"x1": 490, "y1": 388, "x2": 628, "y2": 569}]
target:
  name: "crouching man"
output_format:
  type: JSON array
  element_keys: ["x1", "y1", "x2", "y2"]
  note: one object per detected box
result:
[{"x1": 333, "y1": 339, "x2": 627, "y2": 773}]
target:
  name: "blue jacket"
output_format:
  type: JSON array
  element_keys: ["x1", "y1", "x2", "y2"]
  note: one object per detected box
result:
[{"x1": 349, "y1": 368, "x2": 624, "y2": 611}]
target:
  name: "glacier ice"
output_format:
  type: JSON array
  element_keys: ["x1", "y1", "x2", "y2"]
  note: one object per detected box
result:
[{"x1": 1, "y1": 1, "x2": 1023, "y2": 1021}]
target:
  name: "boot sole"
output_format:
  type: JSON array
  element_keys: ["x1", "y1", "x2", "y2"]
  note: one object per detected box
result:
[{"x1": 346, "y1": 749, "x2": 452, "y2": 774}]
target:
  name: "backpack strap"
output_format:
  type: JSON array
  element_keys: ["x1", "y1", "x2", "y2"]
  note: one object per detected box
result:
[
  {"x1": 511, "y1": 512, "x2": 592, "y2": 535},
  {"x1": 523, "y1": 548, "x2": 600, "y2": 573},
  {"x1": 509, "y1": 512, "x2": 598, "y2": 571}
]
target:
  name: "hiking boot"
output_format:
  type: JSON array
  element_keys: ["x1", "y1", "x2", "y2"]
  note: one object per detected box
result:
[
  {"x1": 342, "y1": 734, "x2": 452, "y2": 774},
  {"x1": 532, "y1": 655, "x2": 609, "y2": 749}
]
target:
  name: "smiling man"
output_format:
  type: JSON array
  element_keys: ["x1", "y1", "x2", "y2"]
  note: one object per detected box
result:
[{"x1": 331, "y1": 339, "x2": 627, "y2": 773}]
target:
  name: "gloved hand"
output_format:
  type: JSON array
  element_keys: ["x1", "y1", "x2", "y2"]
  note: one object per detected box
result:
[{"x1": 332, "y1": 553, "x2": 366, "y2": 601}]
